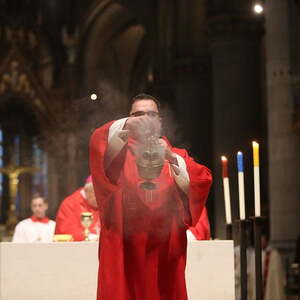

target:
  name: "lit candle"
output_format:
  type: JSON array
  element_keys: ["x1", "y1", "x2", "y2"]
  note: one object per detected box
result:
[
  {"x1": 221, "y1": 156, "x2": 232, "y2": 224},
  {"x1": 237, "y1": 151, "x2": 246, "y2": 220},
  {"x1": 252, "y1": 141, "x2": 261, "y2": 217}
]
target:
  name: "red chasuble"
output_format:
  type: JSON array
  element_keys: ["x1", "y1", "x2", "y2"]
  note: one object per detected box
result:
[
  {"x1": 189, "y1": 207, "x2": 211, "y2": 240},
  {"x1": 55, "y1": 189, "x2": 100, "y2": 241},
  {"x1": 90, "y1": 120, "x2": 212, "y2": 300}
]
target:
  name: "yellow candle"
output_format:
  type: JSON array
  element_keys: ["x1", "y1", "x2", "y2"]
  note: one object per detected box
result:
[
  {"x1": 252, "y1": 141, "x2": 259, "y2": 166},
  {"x1": 252, "y1": 141, "x2": 261, "y2": 216}
]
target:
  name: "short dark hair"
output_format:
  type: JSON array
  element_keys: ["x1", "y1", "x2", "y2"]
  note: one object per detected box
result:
[
  {"x1": 31, "y1": 194, "x2": 47, "y2": 203},
  {"x1": 131, "y1": 93, "x2": 161, "y2": 110}
]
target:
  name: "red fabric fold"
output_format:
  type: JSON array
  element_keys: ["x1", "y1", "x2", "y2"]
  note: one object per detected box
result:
[{"x1": 189, "y1": 207, "x2": 211, "y2": 240}]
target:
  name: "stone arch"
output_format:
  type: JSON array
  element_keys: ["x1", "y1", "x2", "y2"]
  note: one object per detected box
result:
[{"x1": 77, "y1": 0, "x2": 148, "y2": 114}]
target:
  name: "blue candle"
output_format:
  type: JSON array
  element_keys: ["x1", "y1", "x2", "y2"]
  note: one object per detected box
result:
[
  {"x1": 237, "y1": 151, "x2": 244, "y2": 172},
  {"x1": 237, "y1": 151, "x2": 246, "y2": 219}
]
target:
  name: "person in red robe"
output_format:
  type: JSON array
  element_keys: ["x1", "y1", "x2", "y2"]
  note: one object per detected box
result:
[
  {"x1": 55, "y1": 178, "x2": 100, "y2": 241},
  {"x1": 187, "y1": 207, "x2": 211, "y2": 240},
  {"x1": 90, "y1": 93, "x2": 212, "y2": 300}
]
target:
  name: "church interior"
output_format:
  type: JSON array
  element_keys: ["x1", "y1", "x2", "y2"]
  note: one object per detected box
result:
[{"x1": 0, "y1": 0, "x2": 300, "y2": 299}]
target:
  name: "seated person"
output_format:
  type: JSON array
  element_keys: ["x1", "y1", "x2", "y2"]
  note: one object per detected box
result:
[
  {"x1": 187, "y1": 207, "x2": 210, "y2": 241},
  {"x1": 12, "y1": 195, "x2": 55, "y2": 243},
  {"x1": 55, "y1": 177, "x2": 100, "y2": 241}
]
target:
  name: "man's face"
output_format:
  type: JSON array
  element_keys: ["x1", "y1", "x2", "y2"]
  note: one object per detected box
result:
[
  {"x1": 129, "y1": 99, "x2": 161, "y2": 138},
  {"x1": 130, "y1": 99, "x2": 159, "y2": 117},
  {"x1": 31, "y1": 197, "x2": 48, "y2": 219}
]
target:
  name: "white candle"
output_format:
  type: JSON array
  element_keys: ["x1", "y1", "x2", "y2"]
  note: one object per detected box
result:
[{"x1": 223, "y1": 177, "x2": 232, "y2": 224}]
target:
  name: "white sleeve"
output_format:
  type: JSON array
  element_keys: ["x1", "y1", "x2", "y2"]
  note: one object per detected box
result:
[
  {"x1": 186, "y1": 229, "x2": 197, "y2": 241},
  {"x1": 170, "y1": 153, "x2": 190, "y2": 195},
  {"x1": 12, "y1": 222, "x2": 25, "y2": 243},
  {"x1": 105, "y1": 118, "x2": 129, "y2": 168}
]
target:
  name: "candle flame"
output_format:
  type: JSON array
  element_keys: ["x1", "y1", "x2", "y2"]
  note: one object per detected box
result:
[
  {"x1": 252, "y1": 141, "x2": 259, "y2": 147},
  {"x1": 237, "y1": 151, "x2": 242, "y2": 155},
  {"x1": 221, "y1": 156, "x2": 227, "y2": 162}
]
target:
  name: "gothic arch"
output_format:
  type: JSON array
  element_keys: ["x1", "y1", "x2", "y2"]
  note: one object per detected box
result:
[{"x1": 77, "y1": 0, "x2": 147, "y2": 112}]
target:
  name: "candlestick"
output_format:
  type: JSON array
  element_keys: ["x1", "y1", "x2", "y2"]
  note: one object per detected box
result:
[
  {"x1": 237, "y1": 151, "x2": 246, "y2": 220},
  {"x1": 253, "y1": 217, "x2": 263, "y2": 300},
  {"x1": 226, "y1": 223, "x2": 233, "y2": 240},
  {"x1": 252, "y1": 142, "x2": 261, "y2": 217},
  {"x1": 221, "y1": 156, "x2": 232, "y2": 224},
  {"x1": 238, "y1": 219, "x2": 248, "y2": 300}
]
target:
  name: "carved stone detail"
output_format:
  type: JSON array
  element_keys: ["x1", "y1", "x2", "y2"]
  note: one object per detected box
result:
[{"x1": 0, "y1": 61, "x2": 36, "y2": 98}]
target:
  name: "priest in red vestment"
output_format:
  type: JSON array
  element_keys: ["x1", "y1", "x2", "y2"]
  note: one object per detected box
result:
[
  {"x1": 55, "y1": 178, "x2": 100, "y2": 241},
  {"x1": 90, "y1": 93, "x2": 212, "y2": 300}
]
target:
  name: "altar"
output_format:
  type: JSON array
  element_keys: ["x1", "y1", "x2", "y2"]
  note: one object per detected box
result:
[{"x1": 0, "y1": 240, "x2": 235, "y2": 300}]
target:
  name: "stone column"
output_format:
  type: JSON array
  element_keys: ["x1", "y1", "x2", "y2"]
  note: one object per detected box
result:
[
  {"x1": 265, "y1": 0, "x2": 300, "y2": 250},
  {"x1": 209, "y1": 8, "x2": 263, "y2": 238},
  {"x1": 174, "y1": 57, "x2": 211, "y2": 165},
  {"x1": 148, "y1": 0, "x2": 175, "y2": 106},
  {"x1": 174, "y1": 57, "x2": 214, "y2": 231},
  {"x1": 169, "y1": 0, "x2": 214, "y2": 231},
  {"x1": 46, "y1": 152, "x2": 60, "y2": 219},
  {"x1": 19, "y1": 131, "x2": 33, "y2": 219}
]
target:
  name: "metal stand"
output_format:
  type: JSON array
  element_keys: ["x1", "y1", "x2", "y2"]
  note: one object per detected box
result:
[
  {"x1": 226, "y1": 223, "x2": 233, "y2": 240},
  {"x1": 253, "y1": 217, "x2": 263, "y2": 300},
  {"x1": 238, "y1": 219, "x2": 248, "y2": 300}
]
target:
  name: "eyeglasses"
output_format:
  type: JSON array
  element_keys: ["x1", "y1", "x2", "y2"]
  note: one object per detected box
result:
[{"x1": 130, "y1": 111, "x2": 160, "y2": 118}]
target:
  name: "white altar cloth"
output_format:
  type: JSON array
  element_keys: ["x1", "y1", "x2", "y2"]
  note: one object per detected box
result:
[{"x1": 0, "y1": 240, "x2": 235, "y2": 300}]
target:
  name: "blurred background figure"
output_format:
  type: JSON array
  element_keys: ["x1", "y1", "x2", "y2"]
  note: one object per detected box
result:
[
  {"x1": 55, "y1": 176, "x2": 100, "y2": 241},
  {"x1": 235, "y1": 221, "x2": 287, "y2": 300},
  {"x1": 286, "y1": 235, "x2": 300, "y2": 300},
  {"x1": 248, "y1": 231, "x2": 287, "y2": 300},
  {"x1": 12, "y1": 195, "x2": 55, "y2": 243}
]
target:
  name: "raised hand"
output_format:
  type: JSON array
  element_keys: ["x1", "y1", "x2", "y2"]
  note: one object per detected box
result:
[
  {"x1": 158, "y1": 138, "x2": 178, "y2": 165},
  {"x1": 125, "y1": 115, "x2": 161, "y2": 141}
]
